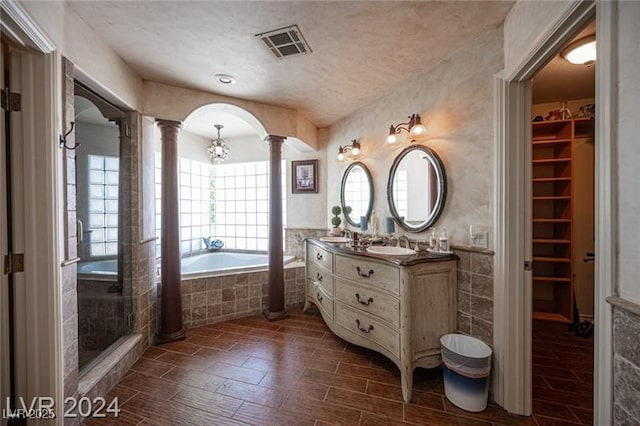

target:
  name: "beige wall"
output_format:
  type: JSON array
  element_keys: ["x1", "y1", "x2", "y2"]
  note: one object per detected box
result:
[
  {"x1": 326, "y1": 27, "x2": 503, "y2": 246},
  {"x1": 20, "y1": 1, "x2": 142, "y2": 110},
  {"x1": 143, "y1": 82, "x2": 319, "y2": 150},
  {"x1": 503, "y1": 0, "x2": 581, "y2": 79},
  {"x1": 616, "y1": 1, "x2": 640, "y2": 305},
  {"x1": 155, "y1": 129, "x2": 327, "y2": 229}
]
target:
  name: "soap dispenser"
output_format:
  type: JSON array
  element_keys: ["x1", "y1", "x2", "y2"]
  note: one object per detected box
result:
[
  {"x1": 428, "y1": 227, "x2": 437, "y2": 250},
  {"x1": 438, "y1": 228, "x2": 450, "y2": 253}
]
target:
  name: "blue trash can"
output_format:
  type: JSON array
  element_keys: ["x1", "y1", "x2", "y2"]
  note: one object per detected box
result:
[{"x1": 440, "y1": 334, "x2": 492, "y2": 412}]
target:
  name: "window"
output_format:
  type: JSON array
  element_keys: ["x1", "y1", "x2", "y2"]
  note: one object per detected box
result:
[
  {"x1": 155, "y1": 155, "x2": 286, "y2": 256},
  {"x1": 393, "y1": 170, "x2": 408, "y2": 219},
  {"x1": 210, "y1": 161, "x2": 286, "y2": 251},
  {"x1": 88, "y1": 155, "x2": 119, "y2": 257}
]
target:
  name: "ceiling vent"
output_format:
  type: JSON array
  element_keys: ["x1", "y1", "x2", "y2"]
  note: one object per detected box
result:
[{"x1": 255, "y1": 25, "x2": 312, "y2": 60}]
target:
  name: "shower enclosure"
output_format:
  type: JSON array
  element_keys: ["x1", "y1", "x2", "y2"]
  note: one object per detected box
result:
[{"x1": 74, "y1": 83, "x2": 132, "y2": 372}]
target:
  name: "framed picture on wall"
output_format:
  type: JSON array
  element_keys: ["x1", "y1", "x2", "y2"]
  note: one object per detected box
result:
[{"x1": 292, "y1": 160, "x2": 318, "y2": 193}]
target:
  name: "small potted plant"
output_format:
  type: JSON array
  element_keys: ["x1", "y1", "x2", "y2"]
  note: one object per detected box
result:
[{"x1": 330, "y1": 206, "x2": 342, "y2": 236}]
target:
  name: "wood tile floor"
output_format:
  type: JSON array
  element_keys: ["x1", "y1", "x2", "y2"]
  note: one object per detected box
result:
[
  {"x1": 87, "y1": 308, "x2": 591, "y2": 425},
  {"x1": 532, "y1": 320, "x2": 594, "y2": 425}
]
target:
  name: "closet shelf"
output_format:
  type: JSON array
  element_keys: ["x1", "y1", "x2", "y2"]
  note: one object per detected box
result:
[
  {"x1": 533, "y1": 196, "x2": 571, "y2": 200},
  {"x1": 533, "y1": 276, "x2": 572, "y2": 282},
  {"x1": 533, "y1": 177, "x2": 572, "y2": 182},
  {"x1": 533, "y1": 256, "x2": 571, "y2": 263},
  {"x1": 531, "y1": 117, "x2": 579, "y2": 324},
  {"x1": 532, "y1": 158, "x2": 571, "y2": 165},
  {"x1": 532, "y1": 139, "x2": 572, "y2": 145},
  {"x1": 533, "y1": 238, "x2": 571, "y2": 244}
]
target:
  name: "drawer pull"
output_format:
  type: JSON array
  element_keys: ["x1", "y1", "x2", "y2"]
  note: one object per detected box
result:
[
  {"x1": 316, "y1": 253, "x2": 324, "y2": 260},
  {"x1": 356, "y1": 266, "x2": 374, "y2": 278},
  {"x1": 316, "y1": 272, "x2": 323, "y2": 282},
  {"x1": 317, "y1": 292, "x2": 323, "y2": 303},
  {"x1": 355, "y1": 319, "x2": 374, "y2": 333},
  {"x1": 355, "y1": 293, "x2": 374, "y2": 306}
]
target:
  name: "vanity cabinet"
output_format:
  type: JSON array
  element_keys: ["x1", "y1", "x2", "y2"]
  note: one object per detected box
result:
[{"x1": 304, "y1": 239, "x2": 457, "y2": 403}]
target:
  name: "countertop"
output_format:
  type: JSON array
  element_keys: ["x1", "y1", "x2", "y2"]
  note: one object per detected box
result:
[{"x1": 306, "y1": 238, "x2": 459, "y2": 267}]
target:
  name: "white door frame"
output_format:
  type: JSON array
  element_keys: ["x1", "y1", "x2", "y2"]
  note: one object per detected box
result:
[
  {"x1": 0, "y1": 1, "x2": 63, "y2": 422},
  {"x1": 1, "y1": 34, "x2": 10, "y2": 415},
  {"x1": 494, "y1": 0, "x2": 614, "y2": 422}
]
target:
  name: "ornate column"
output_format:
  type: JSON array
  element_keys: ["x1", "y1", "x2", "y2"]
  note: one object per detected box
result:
[
  {"x1": 156, "y1": 119, "x2": 186, "y2": 342},
  {"x1": 264, "y1": 135, "x2": 288, "y2": 320}
]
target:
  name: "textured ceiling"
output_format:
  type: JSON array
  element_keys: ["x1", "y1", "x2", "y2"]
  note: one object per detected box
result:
[{"x1": 68, "y1": 1, "x2": 514, "y2": 129}]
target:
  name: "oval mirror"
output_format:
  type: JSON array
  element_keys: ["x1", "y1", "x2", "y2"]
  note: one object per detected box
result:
[
  {"x1": 340, "y1": 162, "x2": 374, "y2": 227},
  {"x1": 387, "y1": 145, "x2": 447, "y2": 232}
]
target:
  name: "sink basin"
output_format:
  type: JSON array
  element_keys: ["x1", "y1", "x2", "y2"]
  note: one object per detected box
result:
[
  {"x1": 319, "y1": 236, "x2": 350, "y2": 243},
  {"x1": 366, "y1": 246, "x2": 415, "y2": 256}
]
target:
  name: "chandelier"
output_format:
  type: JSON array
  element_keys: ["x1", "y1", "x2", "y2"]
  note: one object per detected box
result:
[{"x1": 207, "y1": 124, "x2": 230, "y2": 164}]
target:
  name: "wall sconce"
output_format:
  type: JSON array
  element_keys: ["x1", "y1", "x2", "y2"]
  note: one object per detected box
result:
[
  {"x1": 337, "y1": 139, "x2": 361, "y2": 161},
  {"x1": 562, "y1": 35, "x2": 596, "y2": 65},
  {"x1": 385, "y1": 113, "x2": 427, "y2": 144}
]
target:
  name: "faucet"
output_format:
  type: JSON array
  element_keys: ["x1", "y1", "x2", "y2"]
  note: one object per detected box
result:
[
  {"x1": 397, "y1": 235, "x2": 411, "y2": 248},
  {"x1": 343, "y1": 229, "x2": 353, "y2": 239}
]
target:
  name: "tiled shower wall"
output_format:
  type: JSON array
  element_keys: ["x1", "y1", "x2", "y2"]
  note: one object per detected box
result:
[
  {"x1": 60, "y1": 58, "x2": 156, "y2": 408},
  {"x1": 120, "y1": 112, "x2": 157, "y2": 348},
  {"x1": 61, "y1": 58, "x2": 80, "y2": 412},
  {"x1": 77, "y1": 280, "x2": 125, "y2": 356}
]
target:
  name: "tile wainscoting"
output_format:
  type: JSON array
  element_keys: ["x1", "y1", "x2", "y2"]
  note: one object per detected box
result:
[
  {"x1": 284, "y1": 227, "x2": 330, "y2": 259},
  {"x1": 453, "y1": 246, "x2": 494, "y2": 346},
  {"x1": 609, "y1": 297, "x2": 640, "y2": 425}
]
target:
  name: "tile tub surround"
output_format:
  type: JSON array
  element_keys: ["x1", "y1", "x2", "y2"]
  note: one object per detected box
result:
[
  {"x1": 284, "y1": 228, "x2": 330, "y2": 259},
  {"x1": 454, "y1": 246, "x2": 494, "y2": 346},
  {"x1": 159, "y1": 263, "x2": 306, "y2": 328},
  {"x1": 612, "y1": 302, "x2": 640, "y2": 424}
]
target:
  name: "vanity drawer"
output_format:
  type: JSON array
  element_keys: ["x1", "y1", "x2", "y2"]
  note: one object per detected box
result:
[
  {"x1": 307, "y1": 279, "x2": 334, "y2": 319},
  {"x1": 307, "y1": 243, "x2": 333, "y2": 271},
  {"x1": 335, "y1": 254, "x2": 400, "y2": 295},
  {"x1": 307, "y1": 262, "x2": 333, "y2": 295},
  {"x1": 335, "y1": 302, "x2": 399, "y2": 357},
  {"x1": 335, "y1": 278, "x2": 400, "y2": 327}
]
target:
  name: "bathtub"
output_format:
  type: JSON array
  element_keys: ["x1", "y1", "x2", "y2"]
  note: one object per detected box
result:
[
  {"x1": 78, "y1": 259, "x2": 118, "y2": 278},
  {"x1": 181, "y1": 252, "x2": 296, "y2": 278},
  {"x1": 78, "y1": 252, "x2": 296, "y2": 279}
]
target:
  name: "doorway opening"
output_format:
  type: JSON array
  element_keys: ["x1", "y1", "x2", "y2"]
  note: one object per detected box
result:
[{"x1": 529, "y1": 20, "x2": 595, "y2": 424}]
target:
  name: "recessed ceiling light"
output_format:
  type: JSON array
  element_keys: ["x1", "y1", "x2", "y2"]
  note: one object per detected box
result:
[{"x1": 215, "y1": 74, "x2": 236, "y2": 85}]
